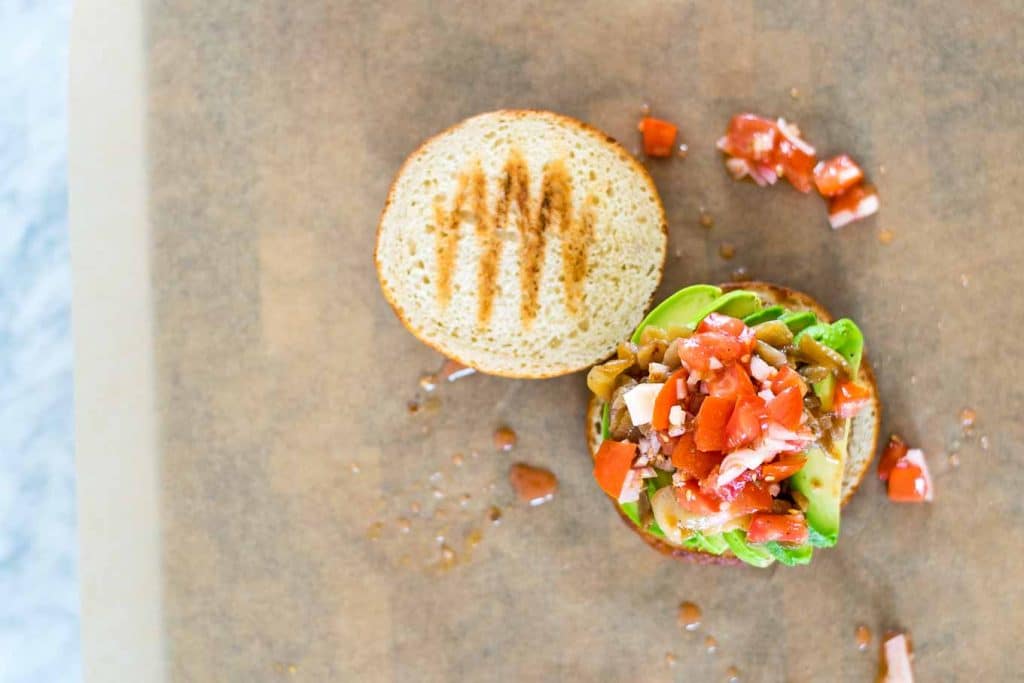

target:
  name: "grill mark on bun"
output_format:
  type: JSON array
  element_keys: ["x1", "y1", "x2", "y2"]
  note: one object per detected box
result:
[
  {"x1": 563, "y1": 197, "x2": 596, "y2": 316},
  {"x1": 433, "y1": 171, "x2": 470, "y2": 307},
  {"x1": 471, "y1": 161, "x2": 500, "y2": 325}
]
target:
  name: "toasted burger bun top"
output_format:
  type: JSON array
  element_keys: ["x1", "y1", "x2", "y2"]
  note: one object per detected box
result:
[
  {"x1": 585, "y1": 281, "x2": 881, "y2": 564},
  {"x1": 375, "y1": 110, "x2": 667, "y2": 378}
]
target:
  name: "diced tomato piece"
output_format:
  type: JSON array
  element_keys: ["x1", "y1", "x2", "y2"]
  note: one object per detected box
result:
[
  {"x1": 771, "y1": 365, "x2": 808, "y2": 397},
  {"x1": 833, "y1": 380, "x2": 871, "y2": 418},
  {"x1": 828, "y1": 184, "x2": 880, "y2": 229},
  {"x1": 767, "y1": 386, "x2": 804, "y2": 430},
  {"x1": 813, "y1": 154, "x2": 864, "y2": 197},
  {"x1": 660, "y1": 435, "x2": 680, "y2": 456},
  {"x1": 877, "y1": 434, "x2": 908, "y2": 482},
  {"x1": 761, "y1": 452, "x2": 807, "y2": 482},
  {"x1": 706, "y1": 363, "x2": 756, "y2": 401},
  {"x1": 674, "y1": 480, "x2": 722, "y2": 515},
  {"x1": 651, "y1": 369, "x2": 688, "y2": 431},
  {"x1": 887, "y1": 462, "x2": 928, "y2": 503},
  {"x1": 678, "y1": 332, "x2": 748, "y2": 373},
  {"x1": 695, "y1": 396, "x2": 734, "y2": 452},
  {"x1": 718, "y1": 114, "x2": 778, "y2": 163},
  {"x1": 777, "y1": 138, "x2": 817, "y2": 193},
  {"x1": 746, "y1": 512, "x2": 809, "y2": 544},
  {"x1": 724, "y1": 395, "x2": 767, "y2": 450},
  {"x1": 697, "y1": 312, "x2": 747, "y2": 338},
  {"x1": 671, "y1": 433, "x2": 721, "y2": 480},
  {"x1": 726, "y1": 480, "x2": 774, "y2": 515},
  {"x1": 592, "y1": 440, "x2": 637, "y2": 499},
  {"x1": 639, "y1": 117, "x2": 678, "y2": 157}
]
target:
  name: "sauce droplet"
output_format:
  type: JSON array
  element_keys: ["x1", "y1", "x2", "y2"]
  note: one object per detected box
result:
[
  {"x1": 439, "y1": 543, "x2": 456, "y2": 566},
  {"x1": 855, "y1": 624, "x2": 872, "y2": 651},
  {"x1": 878, "y1": 228, "x2": 895, "y2": 245},
  {"x1": 406, "y1": 400, "x2": 420, "y2": 414},
  {"x1": 349, "y1": 463, "x2": 360, "y2": 474},
  {"x1": 790, "y1": 86, "x2": 801, "y2": 99},
  {"x1": 420, "y1": 396, "x2": 442, "y2": 413},
  {"x1": 508, "y1": 463, "x2": 558, "y2": 506},
  {"x1": 451, "y1": 452, "x2": 464, "y2": 466},
  {"x1": 665, "y1": 653, "x2": 677, "y2": 668},
  {"x1": 366, "y1": 521, "x2": 383, "y2": 540},
  {"x1": 418, "y1": 373, "x2": 438, "y2": 392},
  {"x1": 677, "y1": 144, "x2": 689, "y2": 158},
  {"x1": 704, "y1": 635, "x2": 718, "y2": 654},
  {"x1": 640, "y1": 102, "x2": 652, "y2": 116},
  {"x1": 678, "y1": 601, "x2": 702, "y2": 631},
  {"x1": 458, "y1": 493, "x2": 471, "y2": 508},
  {"x1": 410, "y1": 501, "x2": 421, "y2": 515},
  {"x1": 959, "y1": 407, "x2": 977, "y2": 429},
  {"x1": 699, "y1": 208, "x2": 714, "y2": 228},
  {"x1": 725, "y1": 665, "x2": 740, "y2": 681},
  {"x1": 488, "y1": 505, "x2": 503, "y2": 525},
  {"x1": 730, "y1": 266, "x2": 749, "y2": 282},
  {"x1": 719, "y1": 242, "x2": 736, "y2": 260},
  {"x1": 397, "y1": 517, "x2": 411, "y2": 533},
  {"x1": 494, "y1": 426, "x2": 517, "y2": 452},
  {"x1": 466, "y1": 528, "x2": 483, "y2": 548}
]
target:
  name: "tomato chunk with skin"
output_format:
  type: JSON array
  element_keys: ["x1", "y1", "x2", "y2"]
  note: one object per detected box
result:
[
  {"x1": 746, "y1": 512, "x2": 809, "y2": 544},
  {"x1": 672, "y1": 433, "x2": 721, "y2": 480},
  {"x1": 593, "y1": 440, "x2": 637, "y2": 498},
  {"x1": 651, "y1": 368, "x2": 688, "y2": 431},
  {"x1": 777, "y1": 137, "x2": 817, "y2": 193},
  {"x1": 878, "y1": 434, "x2": 908, "y2": 481},
  {"x1": 724, "y1": 395, "x2": 767, "y2": 450},
  {"x1": 678, "y1": 333, "x2": 748, "y2": 373},
  {"x1": 771, "y1": 366, "x2": 808, "y2": 397},
  {"x1": 828, "y1": 184, "x2": 880, "y2": 229},
  {"x1": 726, "y1": 479, "x2": 774, "y2": 515},
  {"x1": 674, "y1": 480, "x2": 722, "y2": 515},
  {"x1": 640, "y1": 117, "x2": 678, "y2": 157},
  {"x1": 767, "y1": 386, "x2": 804, "y2": 430},
  {"x1": 719, "y1": 114, "x2": 778, "y2": 162},
  {"x1": 697, "y1": 312, "x2": 748, "y2": 338},
  {"x1": 814, "y1": 154, "x2": 864, "y2": 197},
  {"x1": 761, "y1": 452, "x2": 807, "y2": 481},
  {"x1": 888, "y1": 462, "x2": 928, "y2": 502},
  {"x1": 833, "y1": 380, "x2": 871, "y2": 418},
  {"x1": 695, "y1": 396, "x2": 734, "y2": 452},
  {"x1": 706, "y1": 363, "x2": 756, "y2": 400}
]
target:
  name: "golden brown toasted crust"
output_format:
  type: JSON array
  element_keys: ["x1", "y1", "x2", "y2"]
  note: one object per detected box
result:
[
  {"x1": 585, "y1": 280, "x2": 881, "y2": 563},
  {"x1": 374, "y1": 109, "x2": 668, "y2": 379}
]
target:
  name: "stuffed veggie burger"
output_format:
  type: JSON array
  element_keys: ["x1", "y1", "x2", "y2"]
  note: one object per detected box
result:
[{"x1": 585, "y1": 282, "x2": 879, "y2": 567}]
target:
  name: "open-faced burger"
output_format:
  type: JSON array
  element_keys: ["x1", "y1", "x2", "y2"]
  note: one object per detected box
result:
[{"x1": 586, "y1": 282, "x2": 880, "y2": 567}]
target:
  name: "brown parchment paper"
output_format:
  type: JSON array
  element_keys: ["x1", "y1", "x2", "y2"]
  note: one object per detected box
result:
[{"x1": 146, "y1": 2, "x2": 1024, "y2": 681}]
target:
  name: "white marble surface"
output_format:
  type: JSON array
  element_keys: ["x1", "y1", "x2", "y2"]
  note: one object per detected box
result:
[{"x1": 0, "y1": 1, "x2": 80, "y2": 681}]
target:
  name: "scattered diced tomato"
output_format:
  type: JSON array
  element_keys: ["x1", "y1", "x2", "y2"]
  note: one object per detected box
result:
[
  {"x1": 813, "y1": 154, "x2": 864, "y2": 197},
  {"x1": 718, "y1": 114, "x2": 778, "y2": 163},
  {"x1": 877, "y1": 434, "x2": 908, "y2": 481},
  {"x1": 706, "y1": 363, "x2": 756, "y2": 400},
  {"x1": 767, "y1": 386, "x2": 804, "y2": 430},
  {"x1": 724, "y1": 395, "x2": 767, "y2": 450},
  {"x1": 672, "y1": 433, "x2": 721, "y2": 480},
  {"x1": 639, "y1": 117, "x2": 678, "y2": 157},
  {"x1": 771, "y1": 365, "x2": 808, "y2": 397},
  {"x1": 651, "y1": 368, "x2": 688, "y2": 431},
  {"x1": 887, "y1": 462, "x2": 928, "y2": 503},
  {"x1": 674, "y1": 480, "x2": 722, "y2": 515},
  {"x1": 593, "y1": 440, "x2": 637, "y2": 499},
  {"x1": 726, "y1": 480, "x2": 774, "y2": 515},
  {"x1": 697, "y1": 312, "x2": 747, "y2": 338},
  {"x1": 746, "y1": 512, "x2": 809, "y2": 544},
  {"x1": 695, "y1": 395, "x2": 734, "y2": 452},
  {"x1": 761, "y1": 452, "x2": 807, "y2": 482},
  {"x1": 828, "y1": 184, "x2": 880, "y2": 229},
  {"x1": 833, "y1": 380, "x2": 871, "y2": 418}
]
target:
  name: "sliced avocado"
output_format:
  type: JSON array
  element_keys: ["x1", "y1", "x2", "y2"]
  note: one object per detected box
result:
[
  {"x1": 722, "y1": 530, "x2": 776, "y2": 567},
  {"x1": 600, "y1": 401, "x2": 610, "y2": 441},
  {"x1": 790, "y1": 441, "x2": 845, "y2": 547},
  {"x1": 765, "y1": 541, "x2": 814, "y2": 566},
  {"x1": 688, "y1": 531, "x2": 729, "y2": 555},
  {"x1": 795, "y1": 319, "x2": 864, "y2": 375},
  {"x1": 619, "y1": 500, "x2": 641, "y2": 526},
  {"x1": 691, "y1": 290, "x2": 762, "y2": 324},
  {"x1": 813, "y1": 373, "x2": 836, "y2": 411},
  {"x1": 632, "y1": 284, "x2": 722, "y2": 343},
  {"x1": 780, "y1": 310, "x2": 817, "y2": 334},
  {"x1": 742, "y1": 305, "x2": 785, "y2": 326}
]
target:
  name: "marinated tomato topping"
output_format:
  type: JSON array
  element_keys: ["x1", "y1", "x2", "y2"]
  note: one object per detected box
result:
[
  {"x1": 589, "y1": 303, "x2": 872, "y2": 563},
  {"x1": 638, "y1": 117, "x2": 678, "y2": 157}
]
